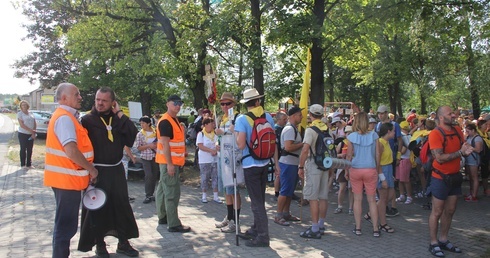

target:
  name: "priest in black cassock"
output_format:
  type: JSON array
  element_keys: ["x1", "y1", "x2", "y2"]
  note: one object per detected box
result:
[{"x1": 78, "y1": 87, "x2": 139, "y2": 258}]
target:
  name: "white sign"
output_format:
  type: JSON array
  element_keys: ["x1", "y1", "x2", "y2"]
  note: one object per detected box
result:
[{"x1": 128, "y1": 101, "x2": 142, "y2": 119}]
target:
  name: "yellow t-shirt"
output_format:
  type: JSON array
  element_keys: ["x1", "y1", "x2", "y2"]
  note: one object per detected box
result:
[{"x1": 379, "y1": 138, "x2": 393, "y2": 166}]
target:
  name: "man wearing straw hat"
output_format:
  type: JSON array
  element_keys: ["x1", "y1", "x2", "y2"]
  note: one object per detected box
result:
[
  {"x1": 297, "y1": 104, "x2": 331, "y2": 239},
  {"x1": 235, "y1": 88, "x2": 279, "y2": 247}
]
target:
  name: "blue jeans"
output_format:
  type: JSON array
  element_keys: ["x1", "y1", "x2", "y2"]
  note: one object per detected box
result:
[
  {"x1": 244, "y1": 165, "x2": 270, "y2": 244},
  {"x1": 52, "y1": 188, "x2": 81, "y2": 258}
]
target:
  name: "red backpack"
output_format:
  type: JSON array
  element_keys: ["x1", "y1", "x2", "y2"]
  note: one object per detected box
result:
[{"x1": 242, "y1": 112, "x2": 277, "y2": 160}]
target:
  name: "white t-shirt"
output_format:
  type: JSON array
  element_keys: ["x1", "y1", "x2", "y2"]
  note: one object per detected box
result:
[
  {"x1": 196, "y1": 131, "x2": 219, "y2": 164},
  {"x1": 17, "y1": 111, "x2": 36, "y2": 134},
  {"x1": 279, "y1": 124, "x2": 302, "y2": 165}
]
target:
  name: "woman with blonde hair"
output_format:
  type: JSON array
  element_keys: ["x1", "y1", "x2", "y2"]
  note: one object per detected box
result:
[
  {"x1": 345, "y1": 112, "x2": 383, "y2": 237},
  {"x1": 17, "y1": 100, "x2": 37, "y2": 169}
]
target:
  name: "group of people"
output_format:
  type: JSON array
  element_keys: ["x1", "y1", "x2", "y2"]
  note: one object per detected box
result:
[{"x1": 38, "y1": 82, "x2": 484, "y2": 257}]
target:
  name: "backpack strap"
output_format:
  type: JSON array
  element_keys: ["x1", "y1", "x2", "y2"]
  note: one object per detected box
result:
[
  {"x1": 281, "y1": 124, "x2": 299, "y2": 157},
  {"x1": 309, "y1": 126, "x2": 322, "y2": 157}
]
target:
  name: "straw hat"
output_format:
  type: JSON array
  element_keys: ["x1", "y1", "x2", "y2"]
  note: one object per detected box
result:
[
  {"x1": 219, "y1": 92, "x2": 236, "y2": 103},
  {"x1": 239, "y1": 88, "x2": 264, "y2": 104}
]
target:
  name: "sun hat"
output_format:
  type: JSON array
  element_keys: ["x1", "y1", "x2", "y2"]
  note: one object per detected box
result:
[
  {"x1": 219, "y1": 92, "x2": 236, "y2": 103},
  {"x1": 331, "y1": 117, "x2": 341, "y2": 124},
  {"x1": 239, "y1": 88, "x2": 264, "y2": 104}
]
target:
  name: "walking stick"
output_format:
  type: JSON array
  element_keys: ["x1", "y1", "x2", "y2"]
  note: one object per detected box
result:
[{"x1": 229, "y1": 108, "x2": 239, "y2": 246}]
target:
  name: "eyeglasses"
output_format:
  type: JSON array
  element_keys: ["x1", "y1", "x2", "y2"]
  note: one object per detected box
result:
[
  {"x1": 220, "y1": 102, "x2": 233, "y2": 106},
  {"x1": 173, "y1": 101, "x2": 184, "y2": 106}
]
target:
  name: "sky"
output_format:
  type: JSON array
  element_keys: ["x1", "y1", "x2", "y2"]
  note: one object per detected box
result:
[{"x1": 0, "y1": 1, "x2": 38, "y2": 95}]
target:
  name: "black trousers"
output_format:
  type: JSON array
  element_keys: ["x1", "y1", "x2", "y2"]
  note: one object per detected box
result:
[{"x1": 18, "y1": 132, "x2": 34, "y2": 167}]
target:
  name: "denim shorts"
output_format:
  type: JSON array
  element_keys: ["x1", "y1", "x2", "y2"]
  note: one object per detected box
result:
[{"x1": 377, "y1": 164, "x2": 395, "y2": 188}]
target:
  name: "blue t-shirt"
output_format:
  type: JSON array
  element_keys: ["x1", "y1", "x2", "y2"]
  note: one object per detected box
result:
[
  {"x1": 347, "y1": 131, "x2": 379, "y2": 169},
  {"x1": 235, "y1": 112, "x2": 275, "y2": 168}
]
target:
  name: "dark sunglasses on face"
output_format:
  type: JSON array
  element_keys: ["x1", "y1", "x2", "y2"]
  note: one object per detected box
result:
[
  {"x1": 173, "y1": 101, "x2": 184, "y2": 106},
  {"x1": 220, "y1": 102, "x2": 232, "y2": 106}
]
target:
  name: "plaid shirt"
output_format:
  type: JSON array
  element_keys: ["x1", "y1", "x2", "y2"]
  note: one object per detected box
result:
[{"x1": 136, "y1": 130, "x2": 156, "y2": 160}]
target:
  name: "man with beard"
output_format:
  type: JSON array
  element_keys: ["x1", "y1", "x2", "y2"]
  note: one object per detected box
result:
[
  {"x1": 78, "y1": 87, "x2": 139, "y2": 258},
  {"x1": 427, "y1": 106, "x2": 472, "y2": 257}
]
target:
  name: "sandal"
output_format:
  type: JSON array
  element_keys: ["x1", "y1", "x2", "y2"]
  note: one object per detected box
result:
[
  {"x1": 334, "y1": 207, "x2": 343, "y2": 214},
  {"x1": 379, "y1": 224, "x2": 394, "y2": 233},
  {"x1": 284, "y1": 214, "x2": 301, "y2": 221},
  {"x1": 352, "y1": 228, "x2": 362, "y2": 236},
  {"x1": 364, "y1": 213, "x2": 372, "y2": 224},
  {"x1": 274, "y1": 217, "x2": 290, "y2": 226},
  {"x1": 438, "y1": 240, "x2": 461, "y2": 253},
  {"x1": 373, "y1": 230, "x2": 380, "y2": 237},
  {"x1": 429, "y1": 244, "x2": 445, "y2": 257},
  {"x1": 300, "y1": 227, "x2": 321, "y2": 239}
]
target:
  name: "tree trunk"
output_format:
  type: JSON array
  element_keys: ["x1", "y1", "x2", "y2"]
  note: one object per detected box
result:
[
  {"x1": 464, "y1": 15, "x2": 480, "y2": 119},
  {"x1": 326, "y1": 58, "x2": 334, "y2": 102},
  {"x1": 250, "y1": 0, "x2": 264, "y2": 101},
  {"x1": 310, "y1": 0, "x2": 326, "y2": 105}
]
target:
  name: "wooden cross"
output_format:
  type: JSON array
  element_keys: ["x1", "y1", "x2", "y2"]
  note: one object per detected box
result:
[{"x1": 203, "y1": 64, "x2": 216, "y2": 97}]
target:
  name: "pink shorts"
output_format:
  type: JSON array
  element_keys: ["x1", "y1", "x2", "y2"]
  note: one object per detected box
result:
[
  {"x1": 396, "y1": 159, "x2": 411, "y2": 182},
  {"x1": 349, "y1": 168, "x2": 378, "y2": 195}
]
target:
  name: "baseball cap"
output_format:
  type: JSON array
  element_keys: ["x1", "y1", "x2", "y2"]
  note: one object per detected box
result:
[
  {"x1": 377, "y1": 105, "x2": 388, "y2": 113},
  {"x1": 309, "y1": 104, "x2": 323, "y2": 116},
  {"x1": 331, "y1": 117, "x2": 341, "y2": 124},
  {"x1": 400, "y1": 121, "x2": 410, "y2": 130},
  {"x1": 287, "y1": 106, "x2": 303, "y2": 116},
  {"x1": 167, "y1": 95, "x2": 183, "y2": 102}
]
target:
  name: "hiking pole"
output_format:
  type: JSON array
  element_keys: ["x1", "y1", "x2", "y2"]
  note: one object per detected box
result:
[{"x1": 229, "y1": 107, "x2": 239, "y2": 246}]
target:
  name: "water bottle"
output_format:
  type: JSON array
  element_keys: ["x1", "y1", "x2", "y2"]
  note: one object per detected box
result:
[{"x1": 28, "y1": 134, "x2": 38, "y2": 140}]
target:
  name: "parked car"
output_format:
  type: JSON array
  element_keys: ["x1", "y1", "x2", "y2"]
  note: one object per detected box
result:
[{"x1": 30, "y1": 110, "x2": 52, "y2": 136}]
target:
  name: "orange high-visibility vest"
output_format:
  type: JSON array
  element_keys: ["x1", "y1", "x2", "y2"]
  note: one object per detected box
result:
[
  {"x1": 44, "y1": 108, "x2": 94, "y2": 190},
  {"x1": 155, "y1": 113, "x2": 185, "y2": 166}
]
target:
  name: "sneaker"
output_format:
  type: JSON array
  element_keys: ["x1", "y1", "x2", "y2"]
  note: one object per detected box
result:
[
  {"x1": 201, "y1": 198, "x2": 208, "y2": 203},
  {"x1": 386, "y1": 207, "x2": 399, "y2": 217},
  {"x1": 396, "y1": 195, "x2": 406, "y2": 202},
  {"x1": 416, "y1": 191, "x2": 425, "y2": 198},
  {"x1": 213, "y1": 198, "x2": 223, "y2": 204},
  {"x1": 116, "y1": 241, "x2": 139, "y2": 257},
  {"x1": 404, "y1": 197, "x2": 413, "y2": 204},
  {"x1": 168, "y1": 225, "x2": 191, "y2": 233},
  {"x1": 215, "y1": 216, "x2": 229, "y2": 228},
  {"x1": 464, "y1": 195, "x2": 477, "y2": 202},
  {"x1": 334, "y1": 207, "x2": 343, "y2": 214},
  {"x1": 348, "y1": 209, "x2": 354, "y2": 215},
  {"x1": 150, "y1": 196, "x2": 155, "y2": 202},
  {"x1": 221, "y1": 220, "x2": 237, "y2": 233},
  {"x1": 143, "y1": 197, "x2": 152, "y2": 204}
]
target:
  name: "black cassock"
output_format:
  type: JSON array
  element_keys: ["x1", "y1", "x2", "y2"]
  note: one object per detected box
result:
[{"x1": 78, "y1": 108, "x2": 139, "y2": 252}]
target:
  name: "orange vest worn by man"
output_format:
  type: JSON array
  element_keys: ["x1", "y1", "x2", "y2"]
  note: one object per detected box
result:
[
  {"x1": 44, "y1": 108, "x2": 94, "y2": 190},
  {"x1": 155, "y1": 113, "x2": 185, "y2": 166}
]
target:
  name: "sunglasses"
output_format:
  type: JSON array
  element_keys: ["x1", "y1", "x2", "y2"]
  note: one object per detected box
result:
[
  {"x1": 173, "y1": 101, "x2": 184, "y2": 106},
  {"x1": 220, "y1": 102, "x2": 233, "y2": 106}
]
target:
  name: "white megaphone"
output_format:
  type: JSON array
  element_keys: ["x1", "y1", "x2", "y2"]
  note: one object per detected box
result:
[{"x1": 82, "y1": 185, "x2": 107, "y2": 210}]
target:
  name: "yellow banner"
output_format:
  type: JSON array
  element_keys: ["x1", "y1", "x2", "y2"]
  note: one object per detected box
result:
[{"x1": 299, "y1": 49, "x2": 311, "y2": 135}]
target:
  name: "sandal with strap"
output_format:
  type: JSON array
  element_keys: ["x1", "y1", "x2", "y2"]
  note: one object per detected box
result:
[
  {"x1": 364, "y1": 213, "x2": 372, "y2": 224},
  {"x1": 352, "y1": 228, "x2": 362, "y2": 236},
  {"x1": 334, "y1": 207, "x2": 343, "y2": 214},
  {"x1": 300, "y1": 227, "x2": 321, "y2": 239},
  {"x1": 429, "y1": 244, "x2": 445, "y2": 257},
  {"x1": 284, "y1": 214, "x2": 301, "y2": 222},
  {"x1": 373, "y1": 230, "x2": 380, "y2": 237},
  {"x1": 379, "y1": 224, "x2": 394, "y2": 233},
  {"x1": 439, "y1": 240, "x2": 461, "y2": 253},
  {"x1": 274, "y1": 217, "x2": 290, "y2": 226}
]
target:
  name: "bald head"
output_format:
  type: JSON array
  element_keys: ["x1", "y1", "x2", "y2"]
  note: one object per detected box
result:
[
  {"x1": 55, "y1": 83, "x2": 82, "y2": 109},
  {"x1": 435, "y1": 105, "x2": 454, "y2": 127}
]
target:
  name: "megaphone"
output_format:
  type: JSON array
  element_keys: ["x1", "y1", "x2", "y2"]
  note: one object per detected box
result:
[{"x1": 82, "y1": 185, "x2": 107, "y2": 210}]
